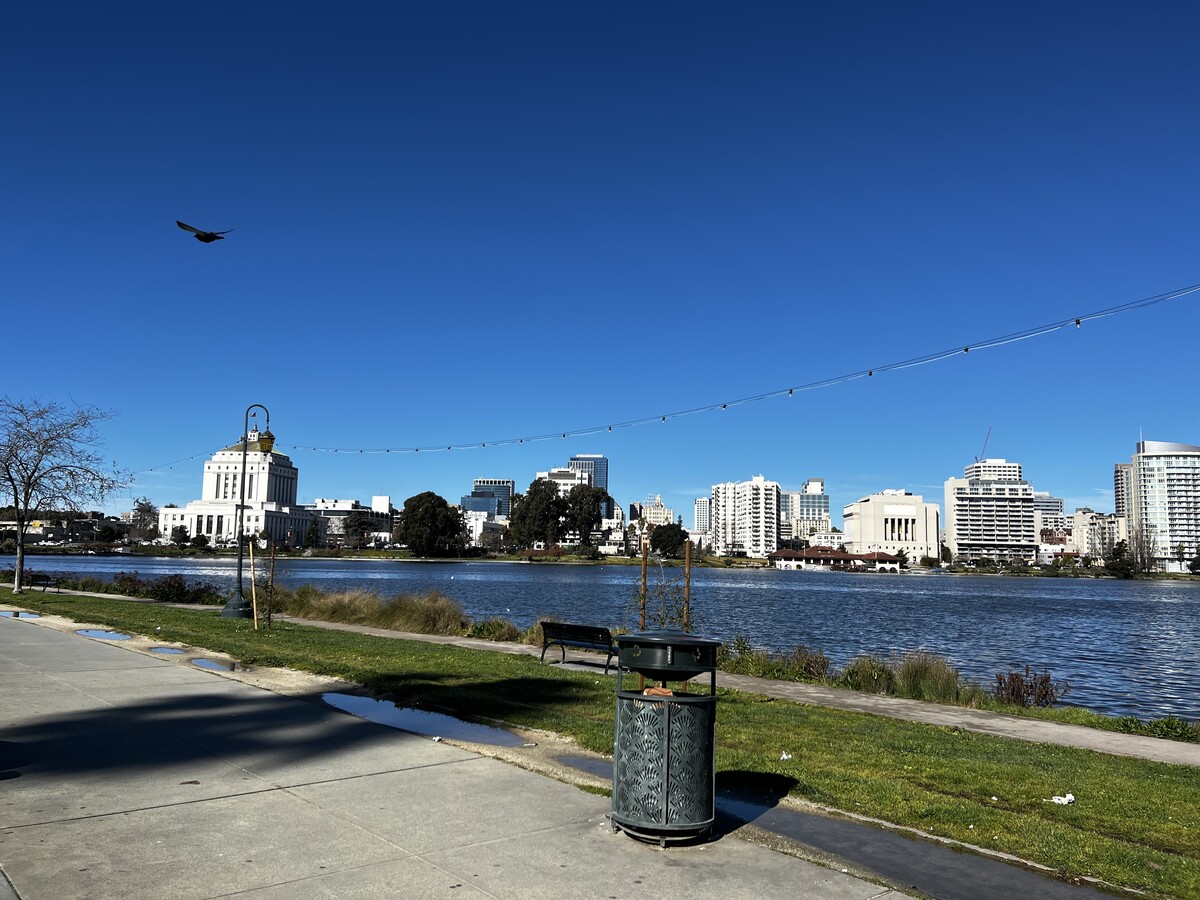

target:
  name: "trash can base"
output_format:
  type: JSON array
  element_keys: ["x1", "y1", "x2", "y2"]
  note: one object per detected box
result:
[{"x1": 610, "y1": 817, "x2": 713, "y2": 847}]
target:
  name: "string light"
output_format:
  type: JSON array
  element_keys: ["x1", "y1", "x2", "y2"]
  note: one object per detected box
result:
[{"x1": 128, "y1": 281, "x2": 1199, "y2": 470}]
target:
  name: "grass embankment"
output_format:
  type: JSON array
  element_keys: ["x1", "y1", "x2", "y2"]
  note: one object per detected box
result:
[{"x1": 5, "y1": 588, "x2": 1199, "y2": 898}]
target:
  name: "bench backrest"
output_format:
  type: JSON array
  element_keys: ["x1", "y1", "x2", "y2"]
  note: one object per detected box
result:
[{"x1": 540, "y1": 621, "x2": 614, "y2": 646}]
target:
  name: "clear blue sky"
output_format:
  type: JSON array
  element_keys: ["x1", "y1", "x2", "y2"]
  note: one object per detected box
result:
[{"x1": 4, "y1": 2, "x2": 1198, "y2": 525}]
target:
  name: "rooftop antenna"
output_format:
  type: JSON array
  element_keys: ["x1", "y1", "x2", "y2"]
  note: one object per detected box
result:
[{"x1": 975, "y1": 426, "x2": 992, "y2": 463}]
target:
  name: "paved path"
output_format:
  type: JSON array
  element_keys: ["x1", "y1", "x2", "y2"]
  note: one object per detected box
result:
[{"x1": 0, "y1": 614, "x2": 902, "y2": 900}]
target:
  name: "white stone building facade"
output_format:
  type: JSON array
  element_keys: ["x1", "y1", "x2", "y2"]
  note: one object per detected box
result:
[
  {"x1": 842, "y1": 490, "x2": 940, "y2": 562},
  {"x1": 159, "y1": 428, "x2": 314, "y2": 547}
]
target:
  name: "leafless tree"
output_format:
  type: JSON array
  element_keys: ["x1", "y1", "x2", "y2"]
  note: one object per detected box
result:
[
  {"x1": 0, "y1": 398, "x2": 126, "y2": 592},
  {"x1": 1129, "y1": 524, "x2": 1158, "y2": 574}
]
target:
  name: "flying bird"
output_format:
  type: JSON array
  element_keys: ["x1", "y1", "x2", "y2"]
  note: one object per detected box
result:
[{"x1": 177, "y1": 220, "x2": 233, "y2": 243}]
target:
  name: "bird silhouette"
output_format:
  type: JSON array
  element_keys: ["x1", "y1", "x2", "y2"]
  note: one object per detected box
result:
[{"x1": 177, "y1": 220, "x2": 233, "y2": 243}]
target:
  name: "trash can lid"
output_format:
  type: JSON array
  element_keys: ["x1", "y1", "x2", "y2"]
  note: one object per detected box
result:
[{"x1": 616, "y1": 629, "x2": 722, "y2": 649}]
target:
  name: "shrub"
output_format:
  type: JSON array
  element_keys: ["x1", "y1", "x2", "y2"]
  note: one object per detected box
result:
[
  {"x1": 377, "y1": 590, "x2": 469, "y2": 635},
  {"x1": 840, "y1": 655, "x2": 896, "y2": 694},
  {"x1": 1112, "y1": 715, "x2": 1200, "y2": 743},
  {"x1": 993, "y1": 664, "x2": 1069, "y2": 708},
  {"x1": 468, "y1": 618, "x2": 521, "y2": 642},
  {"x1": 896, "y1": 651, "x2": 963, "y2": 703},
  {"x1": 788, "y1": 646, "x2": 832, "y2": 681}
]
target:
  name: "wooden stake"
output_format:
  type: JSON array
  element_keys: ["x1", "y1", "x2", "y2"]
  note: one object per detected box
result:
[
  {"x1": 249, "y1": 538, "x2": 259, "y2": 630},
  {"x1": 684, "y1": 539, "x2": 691, "y2": 632}
]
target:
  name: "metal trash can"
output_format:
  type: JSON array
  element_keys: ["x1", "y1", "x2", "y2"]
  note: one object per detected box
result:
[{"x1": 611, "y1": 629, "x2": 722, "y2": 845}]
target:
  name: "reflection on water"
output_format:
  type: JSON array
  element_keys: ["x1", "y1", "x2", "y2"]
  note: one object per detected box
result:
[
  {"x1": 322, "y1": 692, "x2": 525, "y2": 746},
  {"x1": 12, "y1": 554, "x2": 1199, "y2": 720},
  {"x1": 76, "y1": 629, "x2": 131, "y2": 640}
]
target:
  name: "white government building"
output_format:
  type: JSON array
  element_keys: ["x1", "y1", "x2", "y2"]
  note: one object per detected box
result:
[
  {"x1": 842, "y1": 489, "x2": 941, "y2": 561},
  {"x1": 159, "y1": 427, "x2": 314, "y2": 547}
]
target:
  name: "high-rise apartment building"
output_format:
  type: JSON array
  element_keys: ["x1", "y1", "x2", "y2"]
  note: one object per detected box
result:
[
  {"x1": 1114, "y1": 463, "x2": 1132, "y2": 518},
  {"x1": 1127, "y1": 441, "x2": 1200, "y2": 572},
  {"x1": 694, "y1": 497, "x2": 711, "y2": 534},
  {"x1": 943, "y1": 459, "x2": 1037, "y2": 563},
  {"x1": 711, "y1": 475, "x2": 780, "y2": 558},
  {"x1": 843, "y1": 490, "x2": 940, "y2": 561}
]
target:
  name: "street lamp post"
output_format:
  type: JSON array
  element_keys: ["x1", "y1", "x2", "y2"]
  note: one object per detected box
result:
[{"x1": 220, "y1": 404, "x2": 274, "y2": 619}]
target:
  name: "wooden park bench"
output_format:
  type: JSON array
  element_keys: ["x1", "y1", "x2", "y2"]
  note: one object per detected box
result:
[
  {"x1": 26, "y1": 573, "x2": 62, "y2": 593},
  {"x1": 539, "y1": 621, "x2": 618, "y2": 674}
]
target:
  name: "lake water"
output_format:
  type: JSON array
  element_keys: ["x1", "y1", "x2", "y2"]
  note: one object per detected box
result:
[{"x1": 8, "y1": 554, "x2": 1199, "y2": 721}]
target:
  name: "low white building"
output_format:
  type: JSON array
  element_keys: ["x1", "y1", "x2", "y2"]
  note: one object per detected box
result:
[
  {"x1": 159, "y1": 427, "x2": 314, "y2": 547},
  {"x1": 536, "y1": 467, "x2": 591, "y2": 497},
  {"x1": 842, "y1": 490, "x2": 940, "y2": 562}
]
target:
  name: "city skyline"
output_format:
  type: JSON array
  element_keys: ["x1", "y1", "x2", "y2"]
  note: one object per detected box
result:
[{"x1": 5, "y1": 4, "x2": 1197, "y2": 522}]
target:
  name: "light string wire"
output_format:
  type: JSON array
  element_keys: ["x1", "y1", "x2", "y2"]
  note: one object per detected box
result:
[{"x1": 132, "y1": 280, "x2": 1199, "y2": 472}]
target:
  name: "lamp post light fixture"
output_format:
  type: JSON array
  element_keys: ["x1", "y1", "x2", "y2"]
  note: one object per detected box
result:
[{"x1": 220, "y1": 404, "x2": 275, "y2": 619}]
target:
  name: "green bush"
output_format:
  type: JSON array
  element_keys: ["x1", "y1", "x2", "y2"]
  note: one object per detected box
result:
[
  {"x1": 468, "y1": 618, "x2": 522, "y2": 642},
  {"x1": 896, "y1": 651, "x2": 963, "y2": 703},
  {"x1": 840, "y1": 655, "x2": 896, "y2": 694}
]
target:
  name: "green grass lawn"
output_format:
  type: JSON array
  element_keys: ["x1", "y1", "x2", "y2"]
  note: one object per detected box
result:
[{"x1": 7, "y1": 588, "x2": 1199, "y2": 898}]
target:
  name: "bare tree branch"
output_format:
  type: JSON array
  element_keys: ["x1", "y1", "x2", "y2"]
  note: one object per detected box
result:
[{"x1": 0, "y1": 397, "x2": 127, "y2": 592}]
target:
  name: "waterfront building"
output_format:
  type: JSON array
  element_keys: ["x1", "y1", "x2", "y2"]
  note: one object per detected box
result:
[
  {"x1": 842, "y1": 490, "x2": 940, "y2": 562},
  {"x1": 808, "y1": 529, "x2": 847, "y2": 549},
  {"x1": 1126, "y1": 440, "x2": 1200, "y2": 572},
  {"x1": 1113, "y1": 463, "x2": 1132, "y2": 518},
  {"x1": 158, "y1": 427, "x2": 314, "y2": 547},
  {"x1": 568, "y1": 455, "x2": 612, "y2": 517},
  {"x1": 306, "y1": 497, "x2": 393, "y2": 548},
  {"x1": 943, "y1": 458, "x2": 1037, "y2": 564},
  {"x1": 470, "y1": 478, "x2": 514, "y2": 517},
  {"x1": 1071, "y1": 508, "x2": 1127, "y2": 561},
  {"x1": 694, "y1": 497, "x2": 711, "y2": 534},
  {"x1": 711, "y1": 475, "x2": 780, "y2": 558},
  {"x1": 536, "y1": 466, "x2": 591, "y2": 497}
]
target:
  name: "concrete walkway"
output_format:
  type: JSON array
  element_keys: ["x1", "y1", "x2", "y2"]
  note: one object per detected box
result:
[{"x1": 0, "y1": 614, "x2": 903, "y2": 900}]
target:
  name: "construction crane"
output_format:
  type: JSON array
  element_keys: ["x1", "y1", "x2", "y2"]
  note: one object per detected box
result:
[{"x1": 975, "y1": 427, "x2": 992, "y2": 463}]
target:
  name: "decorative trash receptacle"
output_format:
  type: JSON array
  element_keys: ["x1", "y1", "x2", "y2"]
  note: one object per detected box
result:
[{"x1": 611, "y1": 629, "x2": 722, "y2": 845}]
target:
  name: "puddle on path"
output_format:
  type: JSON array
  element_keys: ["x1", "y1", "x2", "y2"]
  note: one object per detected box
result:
[
  {"x1": 149, "y1": 647, "x2": 185, "y2": 655},
  {"x1": 0, "y1": 611, "x2": 40, "y2": 618},
  {"x1": 322, "y1": 692, "x2": 525, "y2": 747},
  {"x1": 76, "y1": 629, "x2": 131, "y2": 640},
  {"x1": 559, "y1": 754, "x2": 612, "y2": 780},
  {"x1": 191, "y1": 658, "x2": 236, "y2": 672}
]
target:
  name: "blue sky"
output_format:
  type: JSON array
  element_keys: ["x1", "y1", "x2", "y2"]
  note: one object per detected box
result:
[{"x1": 4, "y1": 2, "x2": 1198, "y2": 525}]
